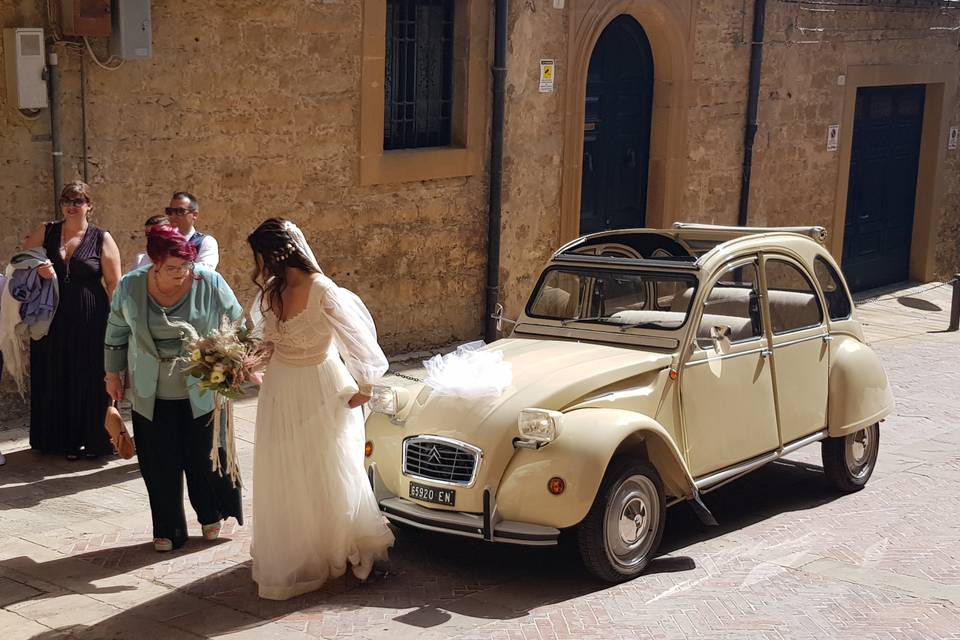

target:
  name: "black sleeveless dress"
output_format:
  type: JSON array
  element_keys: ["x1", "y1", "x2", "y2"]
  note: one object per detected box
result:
[{"x1": 29, "y1": 221, "x2": 112, "y2": 456}]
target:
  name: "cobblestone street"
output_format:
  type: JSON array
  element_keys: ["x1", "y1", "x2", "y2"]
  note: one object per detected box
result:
[{"x1": 1, "y1": 283, "x2": 958, "y2": 639}]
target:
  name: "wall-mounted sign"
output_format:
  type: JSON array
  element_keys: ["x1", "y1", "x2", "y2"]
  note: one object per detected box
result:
[
  {"x1": 827, "y1": 124, "x2": 839, "y2": 152},
  {"x1": 539, "y1": 59, "x2": 555, "y2": 93},
  {"x1": 949, "y1": 126, "x2": 958, "y2": 151}
]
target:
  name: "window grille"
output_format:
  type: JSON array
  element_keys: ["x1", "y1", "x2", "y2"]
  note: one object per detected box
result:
[{"x1": 384, "y1": 0, "x2": 455, "y2": 150}]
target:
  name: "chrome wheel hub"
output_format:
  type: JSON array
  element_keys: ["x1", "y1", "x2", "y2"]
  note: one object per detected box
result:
[
  {"x1": 844, "y1": 423, "x2": 879, "y2": 479},
  {"x1": 605, "y1": 475, "x2": 660, "y2": 569}
]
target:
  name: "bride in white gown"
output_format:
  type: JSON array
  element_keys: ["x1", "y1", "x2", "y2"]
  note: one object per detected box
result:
[{"x1": 247, "y1": 218, "x2": 394, "y2": 601}]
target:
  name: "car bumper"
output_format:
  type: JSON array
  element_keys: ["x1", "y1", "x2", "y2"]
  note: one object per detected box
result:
[{"x1": 367, "y1": 462, "x2": 560, "y2": 546}]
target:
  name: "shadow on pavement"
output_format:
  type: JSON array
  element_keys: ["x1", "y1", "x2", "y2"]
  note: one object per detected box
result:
[
  {"x1": 897, "y1": 296, "x2": 942, "y2": 312},
  {"x1": 14, "y1": 457, "x2": 844, "y2": 639},
  {"x1": 662, "y1": 457, "x2": 841, "y2": 554},
  {"x1": 0, "y1": 449, "x2": 139, "y2": 509}
]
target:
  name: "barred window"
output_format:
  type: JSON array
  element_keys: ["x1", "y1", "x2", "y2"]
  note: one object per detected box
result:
[{"x1": 384, "y1": 0, "x2": 455, "y2": 150}]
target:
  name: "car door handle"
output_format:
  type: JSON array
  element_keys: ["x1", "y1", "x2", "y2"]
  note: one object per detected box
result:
[
  {"x1": 760, "y1": 348, "x2": 771, "y2": 358},
  {"x1": 859, "y1": 214, "x2": 869, "y2": 221},
  {"x1": 822, "y1": 334, "x2": 834, "y2": 343}
]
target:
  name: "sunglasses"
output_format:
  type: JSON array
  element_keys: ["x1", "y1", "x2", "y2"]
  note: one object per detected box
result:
[
  {"x1": 164, "y1": 207, "x2": 195, "y2": 217},
  {"x1": 60, "y1": 198, "x2": 88, "y2": 207}
]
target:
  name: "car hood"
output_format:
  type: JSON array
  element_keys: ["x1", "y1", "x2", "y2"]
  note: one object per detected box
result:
[{"x1": 400, "y1": 337, "x2": 673, "y2": 450}]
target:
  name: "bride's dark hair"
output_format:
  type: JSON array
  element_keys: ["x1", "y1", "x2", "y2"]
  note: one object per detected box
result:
[{"x1": 247, "y1": 217, "x2": 321, "y2": 320}]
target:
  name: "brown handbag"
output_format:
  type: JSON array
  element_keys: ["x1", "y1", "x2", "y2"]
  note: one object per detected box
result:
[{"x1": 104, "y1": 401, "x2": 136, "y2": 459}]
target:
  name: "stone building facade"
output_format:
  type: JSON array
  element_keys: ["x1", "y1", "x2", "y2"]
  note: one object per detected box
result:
[{"x1": 1, "y1": 0, "x2": 958, "y2": 365}]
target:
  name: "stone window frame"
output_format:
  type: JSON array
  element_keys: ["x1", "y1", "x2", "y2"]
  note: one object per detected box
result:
[{"x1": 360, "y1": 0, "x2": 489, "y2": 185}]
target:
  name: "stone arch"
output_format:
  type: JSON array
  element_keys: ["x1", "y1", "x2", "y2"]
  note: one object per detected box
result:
[{"x1": 560, "y1": 0, "x2": 693, "y2": 242}]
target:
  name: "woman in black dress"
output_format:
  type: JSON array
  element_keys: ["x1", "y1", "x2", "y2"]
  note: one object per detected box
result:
[{"x1": 25, "y1": 181, "x2": 122, "y2": 459}]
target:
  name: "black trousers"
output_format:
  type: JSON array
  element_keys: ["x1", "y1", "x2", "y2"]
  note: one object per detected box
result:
[{"x1": 132, "y1": 399, "x2": 243, "y2": 548}]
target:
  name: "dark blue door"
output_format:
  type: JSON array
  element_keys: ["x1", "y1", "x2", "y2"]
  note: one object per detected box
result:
[
  {"x1": 842, "y1": 85, "x2": 925, "y2": 292},
  {"x1": 579, "y1": 16, "x2": 654, "y2": 236}
]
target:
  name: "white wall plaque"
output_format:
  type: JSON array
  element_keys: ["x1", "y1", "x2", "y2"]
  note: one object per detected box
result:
[{"x1": 827, "y1": 124, "x2": 839, "y2": 152}]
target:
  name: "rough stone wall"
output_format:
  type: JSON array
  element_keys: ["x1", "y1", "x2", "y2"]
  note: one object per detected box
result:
[
  {"x1": 498, "y1": 0, "x2": 568, "y2": 319},
  {"x1": 2, "y1": 0, "x2": 959, "y2": 423},
  {"x1": 0, "y1": 0, "x2": 491, "y2": 417},
  {"x1": 1, "y1": 0, "x2": 489, "y2": 356},
  {"x1": 751, "y1": 2, "x2": 960, "y2": 264},
  {"x1": 683, "y1": 0, "x2": 754, "y2": 225}
]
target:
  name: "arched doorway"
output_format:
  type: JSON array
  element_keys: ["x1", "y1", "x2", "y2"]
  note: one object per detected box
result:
[{"x1": 579, "y1": 15, "x2": 654, "y2": 236}]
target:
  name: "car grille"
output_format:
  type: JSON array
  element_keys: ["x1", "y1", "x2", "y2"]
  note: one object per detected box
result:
[{"x1": 403, "y1": 437, "x2": 480, "y2": 486}]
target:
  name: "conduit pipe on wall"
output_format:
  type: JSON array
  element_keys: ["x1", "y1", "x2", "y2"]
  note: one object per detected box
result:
[
  {"x1": 484, "y1": 0, "x2": 508, "y2": 343},
  {"x1": 46, "y1": 45, "x2": 64, "y2": 218},
  {"x1": 737, "y1": 0, "x2": 767, "y2": 227}
]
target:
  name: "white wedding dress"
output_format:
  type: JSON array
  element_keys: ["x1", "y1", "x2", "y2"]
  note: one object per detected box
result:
[{"x1": 252, "y1": 274, "x2": 394, "y2": 600}]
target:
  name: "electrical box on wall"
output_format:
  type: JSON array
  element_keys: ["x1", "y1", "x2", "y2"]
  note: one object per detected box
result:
[
  {"x1": 3, "y1": 28, "x2": 48, "y2": 110},
  {"x1": 110, "y1": 0, "x2": 152, "y2": 60},
  {"x1": 61, "y1": 0, "x2": 112, "y2": 37}
]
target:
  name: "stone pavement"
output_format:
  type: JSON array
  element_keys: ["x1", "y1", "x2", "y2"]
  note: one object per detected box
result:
[{"x1": 1, "y1": 282, "x2": 959, "y2": 639}]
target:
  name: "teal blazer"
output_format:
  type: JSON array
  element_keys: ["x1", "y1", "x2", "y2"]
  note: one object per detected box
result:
[{"x1": 104, "y1": 265, "x2": 244, "y2": 421}]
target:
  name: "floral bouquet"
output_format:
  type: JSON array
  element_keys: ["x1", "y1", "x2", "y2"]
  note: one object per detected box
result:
[
  {"x1": 175, "y1": 317, "x2": 270, "y2": 487},
  {"x1": 179, "y1": 319, "x2": 269, "y2": 399}
]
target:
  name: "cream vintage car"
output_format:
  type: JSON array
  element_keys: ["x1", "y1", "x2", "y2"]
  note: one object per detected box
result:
[{"x1": 364, "y1": 223, "x2": 894, "y2": 582}]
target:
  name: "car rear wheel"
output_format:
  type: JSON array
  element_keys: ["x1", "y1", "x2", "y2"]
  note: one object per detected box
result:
[
  {"x1": 821, "y1": 422, "x2": 880, "y2": 492},
  {"x1": 576, "y1": 460, "x2": 665, "y2": 583}
]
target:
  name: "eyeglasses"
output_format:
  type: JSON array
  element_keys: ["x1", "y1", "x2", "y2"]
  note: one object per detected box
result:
[
  {"x1": 159, "y1": 262, "x2": 194, "y2": 276},
  {"x1": 60, "y1": 198, "x2": 88, "y2": 207},
  {"x1": 164, "y1": 207, "x2": 195, "y2": 217}
]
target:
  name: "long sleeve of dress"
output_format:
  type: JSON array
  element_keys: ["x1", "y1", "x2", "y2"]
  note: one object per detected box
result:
[{"x1": 321, "y1": 285, "x2": 388, "y2": 391}]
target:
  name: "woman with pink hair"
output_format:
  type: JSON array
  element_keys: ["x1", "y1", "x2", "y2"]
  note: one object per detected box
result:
[{"x1": 104, "y1": 225, "x2": 243, "y2": 552}]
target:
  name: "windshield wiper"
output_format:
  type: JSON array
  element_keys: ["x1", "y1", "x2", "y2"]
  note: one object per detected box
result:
[
  {"x1": 560, "y1": 316, "x2": 625, "y2": 327},
  {"x1": 618, "y1": 321, "x2": 662, "y2": 331}
]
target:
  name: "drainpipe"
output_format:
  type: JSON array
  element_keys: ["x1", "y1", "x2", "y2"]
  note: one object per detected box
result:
[
  {"x1": 484, "y1": 0, "x2": 508, "y2": 342},
  {"x1": 47, "y1": 45, "x2": 64, "y2": 217},
  {"x1": 737, "y1": 0, "x2": 767, "y2": 227}
]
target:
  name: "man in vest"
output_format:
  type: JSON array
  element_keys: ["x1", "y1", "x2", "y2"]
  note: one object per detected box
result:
[{"x1": 164, "y1": 191, "x2": 219, "y2": 269}]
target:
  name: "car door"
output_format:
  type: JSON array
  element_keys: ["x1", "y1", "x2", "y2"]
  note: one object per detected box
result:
[
  {"x1": 680, "y1": 257, "x2": 780, "y2": 478},
  {"x1": 762, "y1": 255, "x2": 830, "y2": 444}
]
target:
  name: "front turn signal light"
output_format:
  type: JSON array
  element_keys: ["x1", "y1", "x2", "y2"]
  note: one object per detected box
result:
[
  {"x1": 548, "y1": 477, "x2": 566, "y2": 495},
  {"x1": 364, "y1": 441, "x2": 374, "y2": 457}
]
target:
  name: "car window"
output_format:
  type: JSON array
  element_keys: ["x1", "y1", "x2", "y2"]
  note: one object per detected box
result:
[
  {"x1": 696, "y1": 262, "x2": 763, "y2": 347},
  {"x1": 765, "y1": 259, "x2": 824, "y2": 334},
  {"x1": 813, "y1": 256, "x2": 852, "y2": 320},
  {"x1": 527, "y1": 270, "x2": 583, "y2": 318},
  {"x1": 526, "y1": 267, "x2": 698, "y2": 330}
]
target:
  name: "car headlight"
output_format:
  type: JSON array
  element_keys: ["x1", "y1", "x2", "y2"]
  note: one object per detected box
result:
[
  {"x1": 369, "y1": 385, "x2": 411, "y2": 417},
  {"x1": 518, "y1": 408, "x2": 563, "y2": 444}
]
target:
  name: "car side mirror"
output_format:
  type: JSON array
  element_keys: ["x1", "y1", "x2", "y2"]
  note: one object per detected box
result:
[
  {"x1": 491, "y1": 303, "x2": 517, "y2": 334},
  {"x1": 710, "y1": 324, "x2": 732, "y2": 353}
]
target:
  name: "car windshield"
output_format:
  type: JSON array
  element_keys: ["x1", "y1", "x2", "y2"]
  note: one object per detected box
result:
[{"x1": 526, "y1": 267, "x2": 698, "y2": 330}]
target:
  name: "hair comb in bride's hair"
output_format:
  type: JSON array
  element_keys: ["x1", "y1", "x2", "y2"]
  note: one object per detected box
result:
[{"x1": 271, "y1": 241, "x2": 296, "y2": 261}]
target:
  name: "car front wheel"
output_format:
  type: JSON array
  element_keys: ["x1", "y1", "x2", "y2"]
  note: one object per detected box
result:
[
  {"x1": 821, "y1": 422, "x2": 880, "y2": 492},
  {"x1": 576, "y1": 460, "x2": 666, "y2": 583}
]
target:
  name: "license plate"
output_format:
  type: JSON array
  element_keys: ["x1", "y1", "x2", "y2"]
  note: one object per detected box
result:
[{"x1": 409, "y1": 481, "x2": 455, "y2": 506}]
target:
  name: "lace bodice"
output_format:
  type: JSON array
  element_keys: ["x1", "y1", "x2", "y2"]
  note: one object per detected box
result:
[{"x1": 258, "y1": 275, "x2": 388, "y2": 388}]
